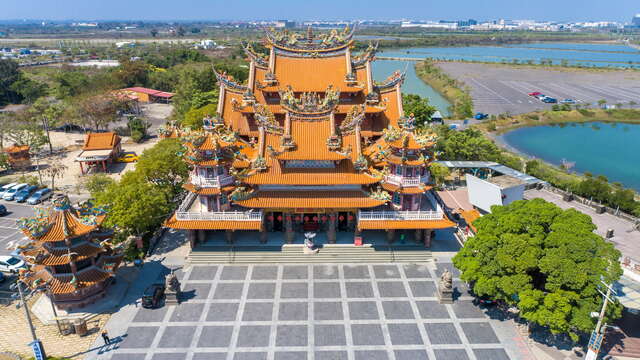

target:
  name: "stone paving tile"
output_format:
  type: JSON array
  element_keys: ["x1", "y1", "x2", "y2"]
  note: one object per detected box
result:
[
  {"x1": 354, "y1": 350, "x2": 389, "y2": 360},
  {"x1": 282, "y1": 265, "x2": 308, "y2": 279},
  {"x1": 192, "y1": 353, "x2": 227, "y2": 360},
  {"x1": 274, "y1": 351, "x2": 308, "y2": 360},
  {"x1": 221, "y1": 265, "x2": 248, "y2": 280},
  {"x1": 451, "y1": 300, "x2": 486, "y2": 319},
  {"x1": 460, "y1": 322, "x2": 500, "y2": 344},
  {"x1": 198, "y1": 325, "x2": 234, "y2": 347},
  {"x1": 424, "y1": 323, "x2": 462, "y2": 344},
  {"x1": 314, "y1": 301, "x2": 343, "y2": 320},
  {"x1": 381, "y1": 300, "x2": 415, "y2": 319},
  {"x1": 247, "y1": 283, "x2": 276, "y2": 299},
  {"x1": 132, "y1": 306, "x2": 168, "y2": 323},
  {"x1": 343, "y1": 265, "x2": 370, "y2": 279},
  {"x1": 206, "y1": 302, "x2": 240, "y2": 321},
  {"x1": 373, "y1": 264, "x2": 401, "y2": 278},
  {"x1": 251, "y1": 265, "x2": 278, "y2": 280},
  {"x1": 395, "y1": 349, "x2": 430, "y2": 360},
  {"x1": 213, "y1": 283, "x2": 244, "y2": 299},
  {"x1": 409, "y1": 280, "x2": 437, "y2": 297},
  {"x1": 158, "y1": 326, "x2": 197, "y2": 348},
  {"x1": 112, "y1": 354, "x2": 146, "y2": 360},
  {"x1": 233, "y1": 352, "x2": 268, "y2": 360},
  {"x1": 313, "y1": 264, "x2": 339, "y2": 279},
  {"x1": 435, "y1": 262, "x2": 461, "y2": 277},
  {"x1": 402, "y1": 264, "x2": 431, "y2": 278},
  {"x1": 315, "y1": 351, "x2": 348, "y2": 360},
  {"x1": 151, "y1": 353, "x2": 187, "y2": 360},
  {"x1": 236, "y1": 325, "x2": 271, "y2": 347},
  {"x1": 348, "y1": 300, "x2": 380, "y2": 320},
  {"x1": 313, "y1": 281, "x2": 341, "y2": 298},
  {"x1": 432, "y1": 349, "x2": 469, "y2": 360},
  {"x1": 281, "y1": 282, "x2": 308, "y2": 298},
  {"x1": 377, "y1": 281, "x2": 407, "y2": 297},
  {"x1": 119, "y1": 326, "x2": 158, "y2": 348},
  {"x1": 169, "y1": 303, "x2": 205, "y2": 322},
  {"x1": 189, "y1": 265, "x2": 218, "y2": 280},
  {"x1": 388, "y1": 323, "x2": 423, "y2": 345},
  {"x1": 279, "y1": 302, "x2": 308, "y2": 321},
  {"x1": 242, "y1": 302, "x2": 274, "y2": 321},
  {"x1": 314, "y1": 324, "x2": 346, "y2": 346},
  {"x1": 472, "y1": 348, "x2": 511, "y2": 360},
  {"x1": 345, "y1": 281, "x2": 374, "y2": 298},
  {"x1": 276, "y1": 325, "x2": 308, "y2": 346},
  {"x1": 351, "y1": 324, "x2": 385, "y2": 345},
  {"x1": 415, "y1": 300, "x2": 450, "y2": 319},
  {"x1": 182, "y1": 283, "x2": 211, "y2": 300}
]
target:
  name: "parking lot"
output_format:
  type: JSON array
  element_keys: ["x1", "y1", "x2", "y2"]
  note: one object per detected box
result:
[
  {"x1": 88, "y1": 263, "x2": 532, "y2": 360},
  {"x1": 0, "y1": 200, "x2": 34, "y2": 256},
  {"x1": 438, "y1": 62, "x2": 640, "y2": 115}
]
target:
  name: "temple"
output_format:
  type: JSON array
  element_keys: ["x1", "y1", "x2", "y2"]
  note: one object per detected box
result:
[
  {"x1": 17, "y1": 195, "x2": 123, "y2": 310},
  {"x1": 164, "y1": 26, "x2": 455, "y2": 247}
]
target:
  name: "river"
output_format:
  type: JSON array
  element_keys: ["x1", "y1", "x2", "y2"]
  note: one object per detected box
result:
[{"x1": 501, "y1": 122, "x2": 640, "y2": 191}]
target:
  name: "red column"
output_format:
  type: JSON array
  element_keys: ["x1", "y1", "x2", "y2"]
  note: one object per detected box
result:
[{"x1": 79, "y1": 162, "x2": 84, "y2": 175}]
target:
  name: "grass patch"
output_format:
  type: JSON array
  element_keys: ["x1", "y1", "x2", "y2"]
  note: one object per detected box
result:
[{"x1": 415, "y1": 60, "x2": 473, "y2": 119}]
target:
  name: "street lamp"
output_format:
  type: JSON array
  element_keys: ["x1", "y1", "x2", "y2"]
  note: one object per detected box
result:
[
  {"x1": 585, "y1": 281, "x2": 616, "y2": 360},
  {"x1": 11, "y1": 280, "x2": 47, "y2": 360}
]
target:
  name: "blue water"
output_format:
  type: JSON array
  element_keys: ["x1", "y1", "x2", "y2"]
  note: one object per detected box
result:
[
  {"x1": 380, "y1": 42, "x2": 640, "y2": 69},
  {"x1": 502, "y1": 122, "x2": 640, "y2": 191},
  {"x1": 372, "y1": 60, "x2": 451, "y2": 116}
]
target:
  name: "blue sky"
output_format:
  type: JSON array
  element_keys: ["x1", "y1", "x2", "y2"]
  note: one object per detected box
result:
[{"x1": 1, "y1": 0, "x2": 637, "y2": 22}]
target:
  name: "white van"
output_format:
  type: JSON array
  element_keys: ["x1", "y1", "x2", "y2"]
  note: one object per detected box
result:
[
  {"x1": 3, "y1": 184, "x2": 28, "y2": 201},
  {"x1": 0, "y1": 183, "x2": 18, "y2": 197}
]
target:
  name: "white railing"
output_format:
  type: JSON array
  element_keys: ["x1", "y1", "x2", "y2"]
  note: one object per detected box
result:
[
  {"x1": 176, "y1": 210, "x2": 262, "y2": 221},
  {"x1": 358, "y1": 210, "x2": 444, "y2": 221},
  {"x1": 385, "y1": 175, "x2": 423, "y2": 187},
  {"x1": 191, "y1": 175, "x2": 235, "y2": 188}
]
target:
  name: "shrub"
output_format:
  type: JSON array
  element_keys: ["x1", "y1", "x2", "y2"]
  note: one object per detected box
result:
[{"x1": 131, "y1": 129, "x2": 145, "y2": 143}]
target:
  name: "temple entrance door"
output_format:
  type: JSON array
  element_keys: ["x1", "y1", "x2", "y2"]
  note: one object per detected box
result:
[
  {"x1": 337, "y1": 212, "x2": 349, "y2": 231},
  {"x1": 402, "y1": 196, "x2": 412, "y2": 211},
  {"x1": 302, "y1": 213, "x2": 319, "y2": 232},
  {"x1": 272, "y1": 212, "x2": 283, "y2": 232}
]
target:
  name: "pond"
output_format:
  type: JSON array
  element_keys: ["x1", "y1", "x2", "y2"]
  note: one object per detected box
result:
[{"x1": 500, "y1": 122, "x2": 640, "y2": 191}]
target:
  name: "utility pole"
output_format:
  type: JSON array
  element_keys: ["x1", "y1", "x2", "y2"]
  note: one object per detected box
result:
[
  {"x1": 14, "y1": 281, "x2": 47, "y2": 360},
  {"x1": 585, "y1": 282, "x2": 615, "y2": 360}
]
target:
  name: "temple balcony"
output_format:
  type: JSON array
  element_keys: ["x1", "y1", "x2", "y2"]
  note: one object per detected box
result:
[
  {"x1": 358, "y1": 210, "x2": 444, "y2": 221},
  {"x1": 191, "y1": 175, "x2": 235, "y2": 188},
  {"x1": 176, "y1": 192, "x2": 262, "y2": 221},
  {"x1": 384, "y1": 174, "x2": 429, "y2": 187}
]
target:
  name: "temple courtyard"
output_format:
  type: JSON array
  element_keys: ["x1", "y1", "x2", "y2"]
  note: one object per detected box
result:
[{"x1": 85, "y1": 261, "x2": 534, "y2": 360}]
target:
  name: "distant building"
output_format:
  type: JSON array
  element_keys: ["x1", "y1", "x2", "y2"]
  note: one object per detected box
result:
[
  {"x1": 4, "y1": 144, "x2": 31, "y2": 171},
  {"x1": 466, "y1": 174, "x2": 525, "y2": 213},
  {"x1": 274, "y1": 20, "x2": 296, "y2": 28},
  {"x1": 633, "y1": 14, "x2": 640, "y2": 27}
]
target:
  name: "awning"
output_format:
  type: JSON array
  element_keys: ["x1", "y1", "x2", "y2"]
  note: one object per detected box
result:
[
  {"x1": 76, "y1": 149, "x2": 113, "y2": 162},
  {"x1": 615, "y1": 275, "x2": 640, "y2": 312}
]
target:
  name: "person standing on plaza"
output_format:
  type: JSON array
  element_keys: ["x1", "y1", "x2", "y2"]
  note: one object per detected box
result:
[{"x1": 101, "y1": 330, "x2": 111, "y2": 345}]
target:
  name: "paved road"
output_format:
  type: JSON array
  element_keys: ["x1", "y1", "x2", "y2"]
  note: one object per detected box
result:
[
  {"x1": 87, "y1": 262, "x2": 533, "y2": 360},
  {"x1": 0, "y1": 200, "x2": 34, "y2": 256}
]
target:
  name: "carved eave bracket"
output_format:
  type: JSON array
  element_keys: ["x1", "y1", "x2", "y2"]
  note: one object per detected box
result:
[
  {"x1": 326, "y1": 135, "x2": 342, "y2": 151},
  {"x1": 280, "y1": 135, "x2": 296, "y2": 150}
]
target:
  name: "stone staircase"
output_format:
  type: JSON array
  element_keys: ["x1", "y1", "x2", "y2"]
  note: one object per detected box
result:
[{"x1": 188, "y1": 243, "x2": 432, "y2": 264}]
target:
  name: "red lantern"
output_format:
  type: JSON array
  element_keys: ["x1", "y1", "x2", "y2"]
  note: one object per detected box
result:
[
  {"x1": 313, "y1": 216, "x2": 318, "y2": 221},
  {"x1": 295, "y1": 216, "x2": 300, "y2": 221},
  {"x1": 286, "y1": 216, "x2": 291, "y2": 221},
  {"x1": 277, "y1": 215, "x2": 282, "y2": 221},
  {"x1": 304, "y1": 216, "x2": 309, "y2": 221},
  {"x1": 339, "y1": 215, "x2": 344, "y2": 221},
  {"x1": 348, "y1": 215, "x2": 354, "y2": 221},
  {"x1": 268, "y1": 215, "x2": 274, "y2": 221},
  {"x1": 321, "y1": 216, "x2": 327, "y2": 222},
  {"x1": 330, "y1": 215, "x2": 335, "y2": 221}
]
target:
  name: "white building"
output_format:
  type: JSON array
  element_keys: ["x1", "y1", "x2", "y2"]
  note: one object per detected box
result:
[{"x1": 466, "y1": 174, "x2": 525, "y2": 213}]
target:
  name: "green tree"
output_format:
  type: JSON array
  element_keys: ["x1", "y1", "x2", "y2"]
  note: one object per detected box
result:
[
  {"x1": 402, "y1": 94, "x2": 436, "y2": 127},
  {"x1": 83, "y1": 173, "x2": 116, "y2": 197},
  {"x1": 429, "y1": 163, "x2": 450, "y2": 187},
  {"x1": 182, "y1": 103, "x2": 218, "y2": 130},
  {"x1": 437, "y1": 128, "x2": 500, "y2": 161},
  {"x1": 29, "y1": 98, "x2": 64, "y2": 154},
  {"x1": 115, "y1": 58, "x2": 149, "y2": 88},
  {"x1": 0, "y1": 59, "x2": 22, "y2": 104},
  {"x1": 10, "y1": 77, "x2": 48, "y2": 104},
  {"x1": 597, "y1": 99, "x2": 607, "y2": 109},
  {"x1": 135, "y1": 138, "x2": 188, "y2": 198},
  {"x1": 453, "y1": 199, "x2": 622, "y2": 341},
  {"x1": 52, "y1": 67, "x2": 90, "y2": 98}
]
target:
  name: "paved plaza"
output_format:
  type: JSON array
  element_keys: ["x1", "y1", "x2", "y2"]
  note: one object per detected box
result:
[
  {"x1": 0, "y1": 201, "x2": 34, "y2": 256},
  {"x1": 89, "y1": 263, "x2": 532, "y2": 360}
]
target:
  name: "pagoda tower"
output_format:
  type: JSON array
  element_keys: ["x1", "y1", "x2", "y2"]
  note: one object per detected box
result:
[
  {"x1": 17, "y1": 195, "x2": 123, "y2": 310},
  {"x1": 166, "y1": 26, "x2": 454, "y2": 246}
]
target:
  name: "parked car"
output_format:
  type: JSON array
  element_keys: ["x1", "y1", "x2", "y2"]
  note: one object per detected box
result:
[
  {"x1": 14, "y1": 185, "x2": 38, "y2": 203},
  {"x1": 0, "y1": 182, "x2": 18, "y2": 197},
  {"x1": 528, "y1": 91, "x2": 542, "y2": 96},
  {"x1": 535, "y1": 94, "x2": 547, "y2": 100},
  {"x1": 141, "y1": 283, "x2": 165, "y2": 308},
  {"x1": 474, "y1": 112, "x2": 488, "y2": 120},
  {"x1": 117, "y1": 152, "x2": 139, "y2": 163},
  {"x1": 542, "y1": 97, "x2": 558, "y2": 103},
  {"x1": 0, "y1": 256, "x2": 27, "y2": 273},
  {"x1": 0, "y1": 204, "x2": 7, "y2": 216},
  {"x1": 561, "y1": 99, "x2": 576, "y2": 104},
  {"x1": 27, "y1": 188, "x2": 53, "y2": 205},
  {"x1": 0, "y1": 272, "x2": 5, "y2": 283},
  {"x1": 3, "y1": 184, "x2": 28, "y2": 201}
]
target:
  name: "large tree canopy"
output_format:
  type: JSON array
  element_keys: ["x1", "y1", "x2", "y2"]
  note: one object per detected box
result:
[
  {"x1": 453, "y1": 198, "x2": 622, "y2": 341},
  {"x1": 402, "y1": 93, "x2": 436, "y2": 127}
]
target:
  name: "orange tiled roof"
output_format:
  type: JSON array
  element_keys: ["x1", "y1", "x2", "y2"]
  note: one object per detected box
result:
[
  {"x1": 24, "y1": 266, "x2": 112, "y2": 294},
  {"x1": 164, "y1": 215, "x2": 262, "y2": 230},
  {"x1": 182, "y1": 183, "x2": 235, "y2": 195},
  {"x1": 235, "y1": 191, "x2": 386, "y2": 209},
  {"x1": 23, "y1": 242, "x2": 104, "y2": 266},
  {"x1": 244, "y1": 159, "x2": 380, "y2": 186},
  {"x1": 5, "y1": 145, "x2": 29, "y2": 153},
  {"x1": 269, "y1": 120, "x2": 349, "y2": 161},
  {"x1": 83, "y1": 132, "x2": 120, "y2": 151},
  {"x1": 358, "y1": 218, "x2": 456, "y2": 230},
  {"x1": 382, "y1": 183, "x2": 432, "y2": 194},
  {"x1": 460, "y1": 209, "x2": 481, "y2": 233},
  {"x1": 21, "y1": 210, "x2": 105, "y2": 242},
  {"x1": 268, "y1": 56, "x2": 358, "y2": 92}
]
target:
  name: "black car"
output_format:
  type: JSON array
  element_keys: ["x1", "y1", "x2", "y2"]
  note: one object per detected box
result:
[
  {"x1": 0, "y1": 205, "x2": 7, "y2": 216},
  {"x1": 141, "y1": 283, "x2": 165, "y2": 308}
]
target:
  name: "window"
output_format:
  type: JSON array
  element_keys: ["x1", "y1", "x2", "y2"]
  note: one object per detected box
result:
[
  {"x1": 285, "y1": 160, "x2": 335, "y2": 168},
  {"x1": 392, "y1": 192, "x2": 401, "y2": 205},
  {"x1": 217, "y1": 166, "x2": 225, "y2": 176},
  {"x1": 395, "y1": 166, "x2": 403, "y2": 176}
]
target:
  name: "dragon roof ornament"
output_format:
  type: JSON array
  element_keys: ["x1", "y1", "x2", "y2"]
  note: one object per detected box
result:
[
  {"x1": 243, "y1": 43, "x2": 269, "y2": 67},
  {"x1": 279, "y1": 85, "x2": 340, "y2": 114},
  {"x1": 253, "y1": 104, "x2": 284, "y2": 134},
  {"x1": 375, "y1": 68, "x2": 407, "y2": 91},
  {"x1": 352, "y1": 42, "x2": 379, "y2": 67},
  {"x1": 339, "y1": 105, "x2": 366, "y2": 134},
  {"x1": 213, "y1": 66, "x2": 248, "y2": 92},
  {"x1": 265, "y1": 25, "x2": 356, "y2": 53}
]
